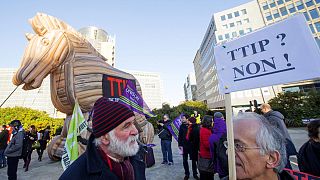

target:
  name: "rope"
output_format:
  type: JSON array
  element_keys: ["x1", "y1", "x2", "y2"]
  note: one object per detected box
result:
[{"x1": 0, "y1": 85, "x2": 20, "y2": 108}]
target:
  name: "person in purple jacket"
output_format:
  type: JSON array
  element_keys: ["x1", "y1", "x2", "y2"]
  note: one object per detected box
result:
[{"x1": 209, "y1": 112, "x2": 227, "y2": 178}]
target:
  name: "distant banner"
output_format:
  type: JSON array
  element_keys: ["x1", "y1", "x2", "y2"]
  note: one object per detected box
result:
[
  {"x1": 284, "y1": 168, "x2": 320, "y2": 180},
  {"x1": 119, "y1": 80, "x2": 155, "y2": 118},
  {"x1": 61, "y1": 101, "x2": 87, "y2": 170},
  {"x1": 102, "y1": 74, "x2": 136, "y2": 102},
  {"x1": 167, "y1": 114, "x2": 183, "y2": 141}
]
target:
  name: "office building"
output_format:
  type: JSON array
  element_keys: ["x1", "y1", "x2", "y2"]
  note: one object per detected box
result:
[
  {"x1": 183, "y1": 73, "x2": 197, "y2": 101},
  {"x1": 124, "y1": 70, "x2": 164, "y2": 110},
  {"x1": 79, "y1": 26, "x2": 116, "y2": 67}
]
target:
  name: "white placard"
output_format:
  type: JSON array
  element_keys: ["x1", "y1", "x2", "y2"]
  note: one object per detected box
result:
[{"x1": 214, "y1": 14, "x2": 320, "y2": 93}]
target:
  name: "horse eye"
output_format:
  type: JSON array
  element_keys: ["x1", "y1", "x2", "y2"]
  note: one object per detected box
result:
[{"x1": 41, "y1": 38, "x2": 50, "y2": 46}]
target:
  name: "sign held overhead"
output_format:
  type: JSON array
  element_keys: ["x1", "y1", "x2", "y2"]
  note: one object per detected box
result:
[{"x1": 214, "y1": 14, "x2": 320, "y2": 94}]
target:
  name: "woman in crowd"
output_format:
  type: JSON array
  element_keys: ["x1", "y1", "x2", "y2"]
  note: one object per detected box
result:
[
  {"x1": 186, "y1": 117, "x2": 200, "y2": 180},
  {"x1": 23, "y1": 125, "x2": 37, "y2": 172},
  {"x1": 198, "y1": 115, "x2": 214, "y2": 180},
  {"x1": 297, "y1": 119, "x2": 320, "y2": 176}
]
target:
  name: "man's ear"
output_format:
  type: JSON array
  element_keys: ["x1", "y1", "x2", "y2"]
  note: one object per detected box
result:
[
  {"x1": 100, "y1": 134, "x2": 110, "y2": 146},
  {"x1": 266, "y1": 151, "x2": 280, "y2": 169}
]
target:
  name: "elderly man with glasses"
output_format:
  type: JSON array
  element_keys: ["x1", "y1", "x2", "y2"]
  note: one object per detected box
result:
[{"x1": 223, "y1": 112, "x2": 294, "y2": 180}]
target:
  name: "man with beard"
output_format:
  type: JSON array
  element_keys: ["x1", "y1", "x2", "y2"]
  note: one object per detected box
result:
[
  {"x1": 59, "y1": 97, "x2": 146, "y2": 180},
  {"x1": 223, "y1": 112, "x2": 294, "y2": 180}
]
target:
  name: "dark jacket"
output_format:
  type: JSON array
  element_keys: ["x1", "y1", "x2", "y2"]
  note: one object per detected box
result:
[
  {"x1": 26, "y1": 131, "x2": 37, "y2": 152},
  {"x1": 188, "y1": 124, "x2": 200, "y2": 161},
  {"x1": 221, "y1": 170, "x2": 295, "y2": 180},
  {"x1": 59, "y1": 134, "x2": 146, "y2": 180},
  {"x1": 178, "y1": 123, "x2": 191, "y2": 153},
  {"x1": 0, "y1": 129, "x2": 9, "y2": 150},
  {"x1": 264, "y1": 110, "x2": 297, "y2": 156},
  {"x1": 297, "y1": 139, "x2": 320, "y2": 176},
  {"x1": 158, "y1": 120, "x2": 172, "y2": 141}
]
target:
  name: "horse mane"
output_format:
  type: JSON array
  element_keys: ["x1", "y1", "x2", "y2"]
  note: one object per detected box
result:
[{"x1": 29, "y1": 13, "x2": 108, "y2": 62}]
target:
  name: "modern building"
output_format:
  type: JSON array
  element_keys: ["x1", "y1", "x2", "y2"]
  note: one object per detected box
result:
[
  {"x1": 0, "y1": 68, "x2": 64, "y2": 118},
  {"x1": 194, "y1": 0, "x2": 283, "y2": 111},
  {"x1": 79, "y1": 26, "x2": 116, "y2": 67},
  {"x1": 257, "y1": 0, "x2": 320, "y2": 92},
  {"x1": 124, "y1": 70, "x2": 164, "y2": 110},
  {"x1": 183, "y1": 73, "x2": 197, "y2": 101}
]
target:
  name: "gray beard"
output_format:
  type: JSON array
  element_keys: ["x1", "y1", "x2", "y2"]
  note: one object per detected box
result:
[{"x1": 107, "y1": 130, "x2": 139, "y2": 157}]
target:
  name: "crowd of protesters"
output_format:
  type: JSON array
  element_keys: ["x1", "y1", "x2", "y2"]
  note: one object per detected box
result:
[
  {"x1": 156, "y1": 103, "x2": 320, "y2": 180},
  {"x1": 0, "y1": 121, "x2": 51, "y2": 180},
  {"x1": 1, "y1": 98, "x2": 319, "y2": 180}
]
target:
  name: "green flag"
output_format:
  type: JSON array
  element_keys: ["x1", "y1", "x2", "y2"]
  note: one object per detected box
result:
[{"x1": 61, "y1": 101, "x2": 87, "y2": 170}]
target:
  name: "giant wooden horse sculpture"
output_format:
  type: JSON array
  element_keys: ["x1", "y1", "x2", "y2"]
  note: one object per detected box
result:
[{"x1": 13, "y1": 13, "x2": 154, "y2": 160}]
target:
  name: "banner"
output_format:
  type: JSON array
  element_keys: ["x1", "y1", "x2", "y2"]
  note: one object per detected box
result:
[
  {"x1": 214, "y1": 14, "x2": 320, "y2": 93},
  {"x1": 119, "y1": 80, "x2": 155, "y2": 118},
  {"x1": 284, "y1": 168, "x2": 320, "y2": 180},
  {"x1": 167, "y1": 113, "x2": 183, "y2": 141},
  {"x1": 102, "y1": 74, "x2": 136, "y2": 102},
  {"x1": 61, "y1": 101, "x2": 87, "y2": 170}
]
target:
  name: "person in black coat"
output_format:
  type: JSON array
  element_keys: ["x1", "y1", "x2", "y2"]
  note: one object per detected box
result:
[
  {"x1": 157, "y1": 114, "x2": 173, "y2": 165},
  {"x1": 0, "y1": 125, "x2": 9, "y2": 168},
  {"x1": 36, "y1": 126, "x2": 50, "y2": 161},
  {"x1": 186, "y1": 117, "x2": 200, "y2": 180},
  {"x1": 59, "y1": 98, "x2": 146, "y2": 180},
  {"x1": 23, "y1": 125, "x2": 37, "y2": 172},
  {"x1": 178, "y1": 114, "x2": 198, "y2": 180},
  {"x1": 297, "y1": 119, "x2": 320, "y2": 177}
]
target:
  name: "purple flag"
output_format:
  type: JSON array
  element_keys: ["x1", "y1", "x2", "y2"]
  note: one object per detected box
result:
[
  {"x1": 119, "y1": 80, "x2": 156, "y2": 118},
  {"x1": 167, "y1": 113, "x2": 183, "y2": 141}
]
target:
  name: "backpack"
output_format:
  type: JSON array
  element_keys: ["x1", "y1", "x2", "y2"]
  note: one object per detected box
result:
[
  {"x1": 20, "y1": 133, "x2": 28, "y2": 159},
  {"x1": 213, "y1": 132, "x2": 228, "y2": 176}
]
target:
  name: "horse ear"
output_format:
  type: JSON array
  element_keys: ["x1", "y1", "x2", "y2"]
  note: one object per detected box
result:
[{"x1": 25, "y1": 33, "x2": 35, "y2": 41}]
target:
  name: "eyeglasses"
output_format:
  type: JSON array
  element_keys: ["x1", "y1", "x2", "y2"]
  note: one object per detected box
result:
[{"x1": 223, "y1": 141, "x2": 261, "y2": 152}]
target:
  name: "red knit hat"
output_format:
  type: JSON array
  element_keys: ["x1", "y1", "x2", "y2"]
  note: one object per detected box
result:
[{"x1": 92, "y1": 97, "x2": 134, "y2": 137}]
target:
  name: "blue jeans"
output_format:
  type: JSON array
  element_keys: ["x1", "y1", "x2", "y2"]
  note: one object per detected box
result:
[
  {"x1": 161, "y1": 140, "x2": 173, "y2": 163},
  {"x1": 0, "y1": 149, "x2": 6, "y2": 167}
]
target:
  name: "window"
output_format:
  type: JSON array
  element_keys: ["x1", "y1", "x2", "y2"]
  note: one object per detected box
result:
[
  {"x1": 262, "y1": 2, "x2": 269, "y2": 10},
  {"x1": 309, "y1": 24, "x2": 315, "y2": 33},
  {"x1": 277, "y1": 0, "x2": 284, "y2": 5},
  {"x1": 241, "y1": 9, "x2": 247, "y2": 15},
  {"x1": 232, "y1": 31, "x2": 237, "y2": 37},
  {"x1": 239, "y1": 30, "x2": 245, "y2": 35},
  {"x1": 227, "y1": 13, "x2": 233, "y2": 19},
  {"x1": 280, "y1": 7, "x2": 288, "y2": 16},
  {"x1": 296, "y1": 1, "x2": 304, "y2": 10},
  {"x1": 218, "y1": 35, "x2": 223, "y2": 40},
  {"x1": 309, "y1": 9, "x2": 320, "y2": 19},
  {"x1": 234, "y1": 11, "x2": 240, "y2": 17},
  {"x1": 244, "y1": 18, "x2": 250, "y2": 23},
  {"x1": 265, "y1": 12, "x2": 273, "y2": 21},
  {"x1": 315, "y1": 22, "x2": 320, "y2": 32},
  {"x1": 285, "y1": 0, "x2": 291, "y2": 2},
  {"x1": 223, "y1": 24, "x2": 228, "y2": 29},
  {"x1": 230, "y1": 22, "x2": 235, "y2": 27},
  {"x1": 236, "y1": 20, "x2": 242, "y2": 25},
  {"x1": 246, "y1": 28, "x2": 252, "y2": 32},
  {"x1": 316, "y1": 0, "x2": 320, "y2": 4},
  {"x1": 304, "y1": 11, "x2": 310, "y2": 21},
  {"x1": 305, "y1": 0, "x2": 314, "y2": 7},
  {"x1": 221, "y1": 15, "x2": 226, "y2": 21},
  {"x1": 268, "y1": 0, "x2": 276, "y2": 7},
  {"x1": 225, "y1": 33, "x2": 230, "y2": 39},
  {"x1": 273, "y1": 9, "x2": 280, "y2": 18},
  {"x1": 287, "y1": 4, "x2": 296, "y2": 13}
]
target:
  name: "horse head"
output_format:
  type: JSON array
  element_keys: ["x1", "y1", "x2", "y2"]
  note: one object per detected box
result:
[{"x1": 13, "y1": 27, "x2": 70, "y2": 90}]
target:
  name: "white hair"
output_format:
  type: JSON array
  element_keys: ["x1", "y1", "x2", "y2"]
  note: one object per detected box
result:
[
  {"x1": 93, "y1": 129, "x2": 139, "y2": 157},
  {"x1": 233, "y1": 112, "x2": 287, "y2": 172}
]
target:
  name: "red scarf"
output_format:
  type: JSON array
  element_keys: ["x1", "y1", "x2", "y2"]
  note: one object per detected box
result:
[
  {"x1": 98, "y1": 148, "x2": 135, "y2": 180},
  {"x1": 186, "y1": 124, "x2": 193, "y2": 141}
]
